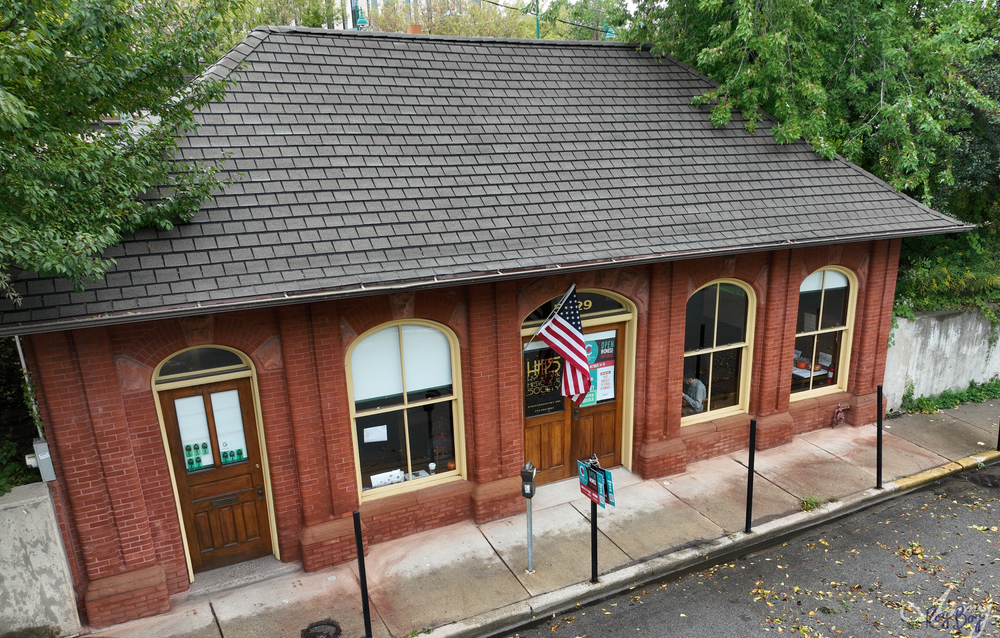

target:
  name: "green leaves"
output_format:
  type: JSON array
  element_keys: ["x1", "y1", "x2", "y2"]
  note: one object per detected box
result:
[
  {"x1": 622, "y1": 0, "x2": 1000, "y2": 206},
  {"x1": 0, "y1": 0, "x2": 235, "y2": 302}
]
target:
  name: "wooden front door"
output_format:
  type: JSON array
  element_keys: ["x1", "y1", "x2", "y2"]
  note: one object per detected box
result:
[
  {"x1": 523, "y1": 323, "x2": 625, "y2": 485},
  {"x1": 160, "y1": 378, "x2": 272, "y2": 573}
]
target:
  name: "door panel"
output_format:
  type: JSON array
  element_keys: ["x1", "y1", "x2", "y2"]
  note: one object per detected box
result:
[
  {"x1": 161, "y1": 377, "x2": 272, "y2": 573},
  {"x1": 523, "y1": 322, "x2": 626, "y2": 486}
]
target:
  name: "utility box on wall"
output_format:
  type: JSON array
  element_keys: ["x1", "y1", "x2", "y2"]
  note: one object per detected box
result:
[{"x1": 33, "y1": 438, "x2": 56, "y2": 482}]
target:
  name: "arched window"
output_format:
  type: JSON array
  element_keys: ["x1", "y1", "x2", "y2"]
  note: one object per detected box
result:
[
  {"x1": 348, "y1": 321, "x2": 463, "y2": 496},
  {"x1": 791, "y1": 268, "x2": 855, "y2": 395},
  {"x1": 682, "y1": 281, "x2": 755, "y2": 419}
]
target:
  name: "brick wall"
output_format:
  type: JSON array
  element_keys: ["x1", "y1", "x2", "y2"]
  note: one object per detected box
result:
[{"x1": 25, "y1": 241, "x2": 901, "y2": 626}]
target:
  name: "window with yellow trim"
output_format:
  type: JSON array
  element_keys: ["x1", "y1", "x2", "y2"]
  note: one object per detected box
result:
[
  {"x1": 791, "y1": 268, "x2": 853, "y2": 394},
  {"x1": 682, "y1": 281, "x2": 753, "y2": 417},
  {"x1": 349, "y1": 322, "x2": 460, "y2": 492}
]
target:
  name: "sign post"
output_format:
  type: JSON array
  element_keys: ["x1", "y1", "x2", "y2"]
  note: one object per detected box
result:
[{"x1": 578, "y1": 455, "x2": 616, "y2": 583}]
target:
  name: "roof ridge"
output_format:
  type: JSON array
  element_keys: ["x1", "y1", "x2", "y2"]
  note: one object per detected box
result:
[
  {"x1": 200, "y1": 28, "x2": 273, "y2": 83},
  {"x1": 259, "y1": 25, "x2": 649, "y2": 48}
]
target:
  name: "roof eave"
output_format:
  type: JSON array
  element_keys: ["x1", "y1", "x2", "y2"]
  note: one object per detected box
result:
[{"x1": 0, "y1": 223, "x2": 971, "y2": 338}]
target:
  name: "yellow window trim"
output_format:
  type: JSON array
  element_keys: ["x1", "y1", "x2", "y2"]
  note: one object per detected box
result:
[
  {"x1": 150, "y1": 345, "x2": 279, "y2": 582},
  {"x1": 681, "y1": 278, "x2": 757, "y2": 426},
  {"x1": 345, "y1": 319, "x2": 468, "y2": 503},
  {"x1": 789, "y1": 266, "x2": 858, "y2": 401},
  {"x1": 519, "y1": 288, "x2": 638, "y2": 472}
]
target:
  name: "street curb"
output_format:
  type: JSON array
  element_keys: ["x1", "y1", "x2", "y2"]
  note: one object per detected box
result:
[
  {"x1": 430, "y1": 486, "x2": 904, "y2": 638},
  {"x1": 431, "y1": 452, "x2": 1000, "y2": 638},
  {"x1": 893, "y1": 450, "x2": 1000, "y2": 492}
]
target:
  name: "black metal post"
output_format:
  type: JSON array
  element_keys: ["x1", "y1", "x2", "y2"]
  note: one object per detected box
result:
[
  {"x1": 590, "y1": 500, "x2": 598, "y2": 583},
  {"x1": 745, "y1": 419, "x2": 756, "y2": 534},
  {"x1": 353, "y1": 510, "x2": 373, "y2": 638},
  {"x1": 877, "y1": 384, "x2": 884, "y2": 489}
]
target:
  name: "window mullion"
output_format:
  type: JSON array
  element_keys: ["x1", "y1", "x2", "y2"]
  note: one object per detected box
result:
[{"x1": 396, "y1": 326, "x2": 413, "y2": 479}]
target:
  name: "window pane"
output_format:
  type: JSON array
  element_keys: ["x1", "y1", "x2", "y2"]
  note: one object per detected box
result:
[
  {"x1": 210, "y1": 390, "x2": 247, "y2": 465},
  {"x1": 406, "y1": 403, "x2": 455, "y2": 478},
  {"x1": 823, "y1": 270, "x2": 849, "y2": 290},
  {"x1": 352, "y1": 327, "x2": 404, "y2": 411},
  {"x1": 811, "y1": 331, "x2": 843, "y2": 389},
  {"x1": 524, "y1": 341, "x2": 565, "y2": 418},
  {"x1": 791, "y1": 335, "x2": 818, "y2": 394},
  {"x1": 799, "y1": 271, "x2": 825, "y2": 293},
  {"x1": 681, "y1": 354, "x2": 708, "y2": 415},
  {"x1": 797, "y1": 290, "x2": 822, "y2": 333},
  {"x1": 710, "y1": 348, "x2": 741, "y2": 410},
  {"x1": 685, "y1": 285, "x2": 717, "y2": 352},
  {"x1": 402, "y1": 325, "x2": 453, "y2": 402},
  {"x1": 175, "y1": 396, "x2": 214, "y2": 472},
  {"x1": 715, "y1": 284, "x2": 748, "y2": 347},
  {"x1": 160, "y1": 348, "x2": 245, "y2": 377},
  {"x1": 820, "y1": 284, "x2": 849, "y2": 330},
  {"x1": 356, "y1": 410, "x2": 406, "y2": 490}
]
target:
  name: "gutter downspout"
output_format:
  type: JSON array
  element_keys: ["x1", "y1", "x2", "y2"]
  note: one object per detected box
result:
[{"x1": 14, "y1": 335, "x2": 43, "y2": 438}]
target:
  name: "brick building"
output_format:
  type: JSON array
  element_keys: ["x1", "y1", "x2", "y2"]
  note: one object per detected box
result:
[{"x1": 0, "y1": 29, "x2": 967, "y2": 628}]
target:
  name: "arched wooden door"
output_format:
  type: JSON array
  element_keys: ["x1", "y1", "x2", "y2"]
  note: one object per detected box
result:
[
  {"x1": 523, "y1": 313, "x2": 627, "y2": 485},
  {"x1": 159, "y1": 376, "x2": 272, "y2": 573}
]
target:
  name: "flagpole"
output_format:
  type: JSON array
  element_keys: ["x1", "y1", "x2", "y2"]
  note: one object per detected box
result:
[{"x1": 522, "y1": 284, "x2": 576, "y2": 352}]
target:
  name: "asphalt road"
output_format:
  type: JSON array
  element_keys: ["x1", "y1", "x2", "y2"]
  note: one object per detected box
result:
[{"x1": 494, "y1": 469, "x2": 1000, "y2": 638}]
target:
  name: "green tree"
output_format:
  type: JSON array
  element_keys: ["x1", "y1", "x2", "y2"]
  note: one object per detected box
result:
[
  {"x1": 0, "y1": 337, "x2": 39, "y2": 496},
  {"x1": 622, "y1": 0, "x2": 1000, "y2": 204},
  {"x1": 0, "y1": 0, "x2": 234, "y2": 303},
  {"x1": 368, "y1": 0, "x2": 535, "y2": 38}
]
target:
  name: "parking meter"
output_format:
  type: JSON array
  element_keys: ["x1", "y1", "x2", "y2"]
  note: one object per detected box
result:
[{"x1": 521, "y1": 462, "x2": 537, "y2": 499}]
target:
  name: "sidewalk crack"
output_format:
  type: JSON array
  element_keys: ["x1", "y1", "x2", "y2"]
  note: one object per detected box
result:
[{"x1": 209, "y1": 600, "x2": 224, "y2": 637}]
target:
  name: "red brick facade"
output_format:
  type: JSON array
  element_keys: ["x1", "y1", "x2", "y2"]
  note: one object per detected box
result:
[{"x1": 24, "y1": 241, "x2": 901, "y2": 627}]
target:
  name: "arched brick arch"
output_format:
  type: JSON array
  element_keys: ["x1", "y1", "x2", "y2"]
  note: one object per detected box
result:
[
  {"x1": 685, "y1": 254, "x2": 770, "y2": 304},
  {"x1": 117, "y1": 311, "x2": 278, "y2": 369},
  {"x1": 515, "y1": 267, "x2": 649, "y2": 323},
  {"x1": 794, "y1": 243, "x2": 869, "y2": 291},
  {"x1": 339, "y1": 289, "x2": 467, "y2": 352}
]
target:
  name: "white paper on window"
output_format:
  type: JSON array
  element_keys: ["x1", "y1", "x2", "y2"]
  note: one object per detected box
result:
[
  {"x1": 210, "y1": 390, "x2": 247, "y2": 465},
  {"x1": 351, "y1": 326, "x2": 404, "y2": 402},
  {"x1": 401, "y1": 325, "x2": 452, "y2": 393},
  {"x1": 175, "y1": 396, "x2": 213, "y2": 471}
]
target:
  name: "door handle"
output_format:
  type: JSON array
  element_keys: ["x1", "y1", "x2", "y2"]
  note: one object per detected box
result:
[
  {"x1": 573, "y1": 406, "x2": 580, "y2": 420},
  {"x1": 256, "y1": 486, "x2": 264, "y2": 502}
]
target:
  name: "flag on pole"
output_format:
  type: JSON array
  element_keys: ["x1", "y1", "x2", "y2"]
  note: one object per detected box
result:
[{"x1": 535, "y1": 285, "x2": 591, "y2": 404}]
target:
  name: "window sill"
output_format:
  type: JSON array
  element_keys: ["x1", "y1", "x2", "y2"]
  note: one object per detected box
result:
[
  {"x1": 358, "y1": 471, "x2": 465, "y2": 503},
  {"x1": 789, "y1": 384, "x2": 846, "y2": 402},
  {"x1": 680, "y1": 404, "x2": 745, "y2": 426}
]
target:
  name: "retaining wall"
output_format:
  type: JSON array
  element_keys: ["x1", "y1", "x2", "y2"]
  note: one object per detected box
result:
[
  {"x1": 884, "y1": 309, "x2": 1000, "y2": 411},
  {"x1": 0, "y1": 481, "x2": 81, "y2": 636}
]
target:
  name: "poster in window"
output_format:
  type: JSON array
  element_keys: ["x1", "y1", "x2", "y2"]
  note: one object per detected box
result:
[
  {"x1": 524, "y1": 342, "x2": 564, "y2": 418},
  {"x1": 579, "y1": 330, "x2": 616, "y2": 407}
]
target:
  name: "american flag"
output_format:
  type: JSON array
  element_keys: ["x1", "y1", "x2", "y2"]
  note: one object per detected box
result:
[{"x1": 535, "y1": 285, "x2": 591, "y2": 404}]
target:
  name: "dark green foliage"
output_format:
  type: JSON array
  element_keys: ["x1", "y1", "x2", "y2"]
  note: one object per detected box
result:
[
  {"x1": 0, "y1": 338, "x2": 39, "y2": 497},
  {"x1": 0, "y1": 0, "x2": 235, "y2": 302},
  {"x1": 899, "y1": 376, "x2": 1000, "y2": 413}
]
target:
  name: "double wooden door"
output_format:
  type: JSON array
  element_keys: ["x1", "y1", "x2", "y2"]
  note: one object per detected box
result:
[
  {"x1": 160, "y1": 378, "x2": 272, "y2": 573},
  {"x1": 523, "y1": 323, "x2": 625, "y2": 485}
]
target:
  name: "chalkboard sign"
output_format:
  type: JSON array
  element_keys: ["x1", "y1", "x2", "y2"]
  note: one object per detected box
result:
[{"x1": 524, "y1": 342, "x2": 564, "y2": 418}]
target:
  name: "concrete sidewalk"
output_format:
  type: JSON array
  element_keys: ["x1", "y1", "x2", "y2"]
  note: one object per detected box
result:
[{"x1": 92, "y1": 406, "x2": 1000, "y2": 638}]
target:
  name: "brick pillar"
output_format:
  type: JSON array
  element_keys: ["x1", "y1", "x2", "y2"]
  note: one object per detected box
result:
[
  {"x1": 847, "y1": 240, "x2": 898, "y2": 425},
  {"x1": 33, "y1": 329, "x2": 170, "y2": 628},
  {"x1": 752, "y1": 250, "x2": 795, "y2": 449},
  {"x1": 297, "y1": 301, "x2": 362, "y2": 571},
  {"x1": 636, "y1": 263, "x2": 686, "y2": 478},
  {"x1": 277, "y1": 305, "x2": 333, "y2": 526},
  {"x1": 469, "y1": 282, "x2": 522, "y2": 523}
]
